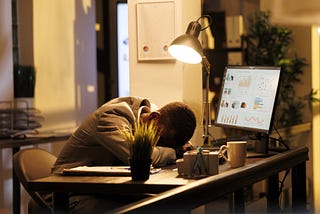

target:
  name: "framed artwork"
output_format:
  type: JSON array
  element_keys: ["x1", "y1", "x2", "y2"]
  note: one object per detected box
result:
[{"x1": 136, "y1": 1, "x2": 175, "y2": 61}]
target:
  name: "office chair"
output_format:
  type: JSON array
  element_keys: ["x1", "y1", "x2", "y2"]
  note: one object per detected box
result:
[{"x1": 13, "y1": 147, "x2": 57, "y2": 213}]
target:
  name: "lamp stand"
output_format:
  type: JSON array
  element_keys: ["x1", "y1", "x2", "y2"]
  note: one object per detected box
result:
[{"x1": 202, "y1": 56, "x2": 211, "y2": 145}]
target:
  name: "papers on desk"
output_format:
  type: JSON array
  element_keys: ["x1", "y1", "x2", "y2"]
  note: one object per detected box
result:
[
  {"x1": 62, "y1": 166, "x2": 162, "y2": 176},
  {"x1": 63, "y1": 166, "x2": 131, "y2": 176}
]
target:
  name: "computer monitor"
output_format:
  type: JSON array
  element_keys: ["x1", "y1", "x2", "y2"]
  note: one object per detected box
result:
[{"x1": 214, "y1": 66, "x2": 282, "y2": 155}]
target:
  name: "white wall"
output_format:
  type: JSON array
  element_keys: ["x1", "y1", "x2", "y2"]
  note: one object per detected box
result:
[
  {"x1": 311, "y1": 25, "x2": 320, "y2": 214},
  {"x1": 260, "y1": 0, "x2": 320, "y2": 25},
  {"x1": 33, "y1": 0, "x2": 98, "y2": 131},
  {"x1": 128, "y1": 0, "x2": 203, "y2": 145}
]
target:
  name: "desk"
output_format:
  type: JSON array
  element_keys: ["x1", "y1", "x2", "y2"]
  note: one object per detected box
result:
[
  {"x1": 28, "y1": 147, "x2": 309, "y2": 213},
  {"x1": 0, "y1": 133, "x2": 70, "y2": 214},
  {"x1": 28, "y1": 165, "x2": 198, "y2": 212}
]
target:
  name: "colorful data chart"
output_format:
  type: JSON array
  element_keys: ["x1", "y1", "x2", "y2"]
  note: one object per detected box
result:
[
  {"x1": 226, "y1": 73, "x2": 234, "y2": 81},
  {"x1": 253, "y1": 97, "x2": 264, "y2": 109},
  {"x1": 244, "y1": 115, "x2": 265, "y2": 125},
  {"x1": 221, "y1": 114, "x2": 238, "y2": 125},
  {"x1": 238, "y1": 76, "x2": 251, "y2": 87}
]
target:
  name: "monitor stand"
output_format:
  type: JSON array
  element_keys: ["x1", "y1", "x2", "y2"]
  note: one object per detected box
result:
[{"x1": 247, "y1": 133, "x2": 278, "y2": 158}]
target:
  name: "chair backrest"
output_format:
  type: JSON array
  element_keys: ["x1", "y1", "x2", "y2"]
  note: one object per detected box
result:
[{"x1": 13, "y1": 147, "x2": 57, "y2": 209}]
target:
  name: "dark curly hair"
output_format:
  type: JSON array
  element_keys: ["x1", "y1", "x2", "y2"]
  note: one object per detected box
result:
[{"x1": 156, "y1": 102, "x2": 196, "y2": 148}]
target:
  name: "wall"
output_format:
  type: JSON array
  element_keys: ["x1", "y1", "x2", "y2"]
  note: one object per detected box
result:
[
  {"x1": 33, "y1": 0, "x2": 98, "y2": 131},
  {"x1": 128, "y1": 0, "x2": 203, "y2": 145},
  {"x1": 311, "y1": 25, "x2": 320, "y2": 214},
  {"x1": 261, "y1": 0, "x2": 320, "y2": 25}
]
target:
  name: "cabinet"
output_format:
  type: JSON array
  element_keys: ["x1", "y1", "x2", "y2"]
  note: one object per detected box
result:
[{"x1": 202, "y1": 11, "x2": 245, "y2": 114}]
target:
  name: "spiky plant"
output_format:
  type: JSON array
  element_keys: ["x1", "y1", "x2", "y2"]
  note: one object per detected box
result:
[{"x1": 119, "y1": 121, "x2": 160, "y2": 160}]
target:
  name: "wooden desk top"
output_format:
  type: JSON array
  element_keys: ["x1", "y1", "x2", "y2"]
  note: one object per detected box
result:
[
  {"x1": 113, "y1": 147, "x2": 309, "y2": 213},
  {"x1": 28, "y1": 147, "x2": 309, "y2": 196},
  {"x1": 28, "y1": 165, "x2": 198, "y2": 195}
]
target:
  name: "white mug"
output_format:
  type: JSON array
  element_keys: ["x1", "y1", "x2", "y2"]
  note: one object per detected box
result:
[{"x1": 219, "y1": 141, "x2": 247, "y2": 168}]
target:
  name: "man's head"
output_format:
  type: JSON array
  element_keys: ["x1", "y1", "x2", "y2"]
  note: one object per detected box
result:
[{"x1": 154, "y1": 102, "x2": 196, "y2": 149}]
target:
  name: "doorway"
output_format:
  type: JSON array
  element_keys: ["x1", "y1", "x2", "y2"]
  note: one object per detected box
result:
[{"x1": 96, "y1": 0, "x2": 129, "y2": 106}]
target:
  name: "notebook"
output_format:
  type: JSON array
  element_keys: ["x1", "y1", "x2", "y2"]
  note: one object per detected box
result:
[
  {"x1": 62, "y1": 166, "x2": 131, "y2": 176},
  {"x1": 62, "y1": 166, "x2": 162, "y2": 176}
]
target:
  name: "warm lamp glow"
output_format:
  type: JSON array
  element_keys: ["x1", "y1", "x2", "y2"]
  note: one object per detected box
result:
[
  {"x1": 168, "y1": 21, "x2": 203, "y2": 64},
  {"x1": 168, "y1": 44, "x2": 202, "y2": 64}
]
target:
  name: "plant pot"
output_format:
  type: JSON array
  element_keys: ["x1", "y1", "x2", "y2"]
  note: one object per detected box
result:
[
  {"x1": 129, "y1": 158, "x2": 151, "y2": 181},
  {"x1": 14, "y1": 65, "x2": 36, "y2": 98}
]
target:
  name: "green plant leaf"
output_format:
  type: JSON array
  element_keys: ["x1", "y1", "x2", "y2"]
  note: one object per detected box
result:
[{"x1": 119, "y1": 120, "x2": 160, "y2": 160}]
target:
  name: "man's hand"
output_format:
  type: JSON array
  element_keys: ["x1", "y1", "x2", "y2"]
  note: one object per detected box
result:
[{"x1": 176, "y1": 141, "x2": 194, "y2": 158}]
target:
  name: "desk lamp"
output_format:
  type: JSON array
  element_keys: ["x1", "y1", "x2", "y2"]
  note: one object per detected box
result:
[{"x1": 168, "y1": 16, "x2": 212, "y2": 145}]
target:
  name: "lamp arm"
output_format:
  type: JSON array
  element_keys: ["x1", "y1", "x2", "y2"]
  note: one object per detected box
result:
[
  {"x1": 202, "y1": 56, "x2": 211, "y2": 75},
  {"x1": 201, "y1": 56, "x2": 211, "y2": 145}
]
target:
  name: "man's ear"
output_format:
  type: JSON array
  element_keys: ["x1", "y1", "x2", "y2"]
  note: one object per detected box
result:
[{"x1": 148, "y1": 111, "x2": 160, "y2": 121}]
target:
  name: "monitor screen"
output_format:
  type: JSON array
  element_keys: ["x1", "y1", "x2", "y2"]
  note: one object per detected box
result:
[{"x1": 214, "y1": 66, "x2": 281, "y2": 134}]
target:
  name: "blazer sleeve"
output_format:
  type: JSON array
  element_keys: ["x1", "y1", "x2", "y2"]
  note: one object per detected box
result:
[{"x1": 151, "y1": 146, "x2": 176, "y2": 167}]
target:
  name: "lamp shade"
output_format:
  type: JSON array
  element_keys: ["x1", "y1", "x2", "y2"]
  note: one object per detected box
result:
[{"x1": 168, "y1": 21, "x2": 203, "y2": 64}]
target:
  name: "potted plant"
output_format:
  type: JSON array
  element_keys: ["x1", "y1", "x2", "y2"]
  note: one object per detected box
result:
[
  {"x1": 120, "y1": 120, "x2": 160, "y2": 181},
  {"x1": 244, "y1": 11, "x2": 319, "y2": 140}
]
